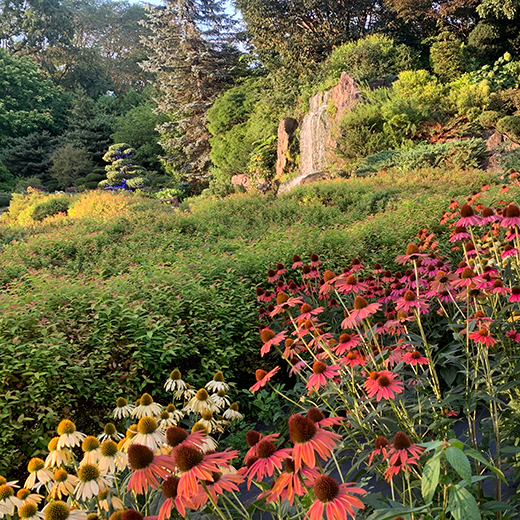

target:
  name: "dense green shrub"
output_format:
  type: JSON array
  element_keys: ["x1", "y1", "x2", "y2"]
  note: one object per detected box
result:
[
  {"x1": 0, "y1": 192, "x2": 12, "y2": 208},
  {"x1": 496, "y1": 115, "x2": 520, "y2": 143},
  {"x1": 430, "y1": 33, "x2": 465, "y2": 82},
  {"x1": 30, "y1": 196, "x2": 70, "y2": 221}
]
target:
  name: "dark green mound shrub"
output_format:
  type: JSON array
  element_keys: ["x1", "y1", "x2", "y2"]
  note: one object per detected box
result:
[
  {"x1": 496, "y1": 115, "x2": 520, "y2": 143},
  {"x1": 31, "y1": 196, "x2": 70, "y2": 221}
]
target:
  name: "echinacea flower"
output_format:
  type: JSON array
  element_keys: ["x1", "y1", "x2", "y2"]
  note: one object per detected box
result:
[
  {"x1": 402, "y1": 350, "x2": 428, "y2": 366},
  {"x1": 158, "y1": 410, "x2": 177, "y2": 429},
  {"x1": 306, "y1": 408, "x2": 343, "y2": 428},
  {"x1": 131, "y1": 417, "x2": 165, "y2": 451},
  {"x1": 340, "y1": 350, "x2": 366, "y2": 368},
  {"x1": 260, "y1": 329, "x2": 287, "y2": 356},
  {"x1": 74, "y1": 464, "x2": 112, "y2": 502},
  {"x1": 98, "y1": 423, "x2": 123, "y2": 443},
  {"x1": 205, "y1": 371, "x2": 229, "y2": 393},
  {"x1": 80, "y1": 437, "x2": 101, "y2": 466},
  {"x1": 223, "y1": 403, "x2": 243, "y2": 421},
  {"x1": 190, "y1": 424, "x2": 218, "y2": 453},
  {"x1": 449, "y1": 226, "x2": 471, "y2": 242},
  {"x1": 395, "y1": 290, "x2": 429, "y2": 314},
  {"x1": 164, "y1": 369, "x2": 187, "y2": 393},
  {"x1": 386, "y1": 431, "x2": 424, "y2": 466},
  {"x1": 0, "y1": 485, "x2": 22, "y2": 515},
  {"x1": 43, "y1": 501, "x2": 86, "y2": 520},
  {"x1": 468, "y1": 328, "x2": 497, "y2": 346},
  {"x1": 16, "y1": 489, "x2": 43, "y2": 507},
  {"x1": 97, "y1": 488, "x2": 124, "y2": 512},
  {"x1": 157, "y1": 476, "x2": 194, "y2": 520},
  {"x1": 243, "y1": 431, "x2": 280, "y2": 460},
  {"x1": 113, "y1": 398, "x2": 134, "y2": 420},
  {"x1": 452, "y1": 267, "x2": 478, "y2": 288},
  {"x1": 480, "y1": 207, "x2": 501, "y2": 225},
  {"x1": 456, "y1": 204, "x2": 482, "y2": 227},
  {"x1": 500, "y1": 204, "x2": 520, "y2": 228},
  {"x1": 250, "y1": 366, "x2": 280, "y2": 393},
  {"x1": 24, "y1": 459, "x2": 53, "y2": 491},
  {"x1": 363, "y1": 371, "x2": 404, "y2": 401},
  {"x1": 368, "y1": 436, "x2": 389, "y2": 466},
  {"x1": 342, "y1": 297, "x2": 381, "y2": 328},
  {"x1": 384, "y1": 458, "x2": 418, "y2": 481},
  {"x1": 172, "y1": 445, "x2": 238, "y2": 498},
  {"x1": 17, "y1": 502, "x2": 43, "y2": 520},
  {"x1": 197, "y1": 411, "x2": 220, "y2": 434},
  {"x1": 184, "y1": 389, "x2": 219, "y2": 414},
  {"x1": 334, "y1": 333, "x2": 361, "y2": 355},
  {"x1": 196, "y1": 471, "x2": 244, "y2": 507},
  {"x1": 98, "y1": 440, "x2": 127, "y2": 473},
  {"x1": 395, "y1": 243, "x2": 430, "y2": 265},
  {"x1": 305, "y1": 475, "x2": 366, "y2": 520},
  {"x1": 56, "y1": 420, "x2": 85, "y2": 450},
  {"x1": 334, "y1": 274, "x2": 368, "y2": 295},
  {"x1": 243, "y1": 440, "x2": 292, "y2": 488},
  {"x1": 288, "y1": 414, "x2": 341, "y2": 471},
  {"x1": 49, "y1": 470, "x2": 78, "y2": 499},
  {"x1": 132, "y1": 394, "x2": 162, "y2": 419},
  {"x1": 306, "y1": 361, "x2": 341, "y2": 393},
  {"x1": 292, "y1": 254, "x2": 304, "y2": 269},
  {"x1": 510, "y1": 287, "x2": 520, "y2": 302},
  {"x1": 212, "y1": 389, "x2": 230, "y2": 409},
  {"x1": 165, "y1": 426, "x2": 205, "y2": 451}
]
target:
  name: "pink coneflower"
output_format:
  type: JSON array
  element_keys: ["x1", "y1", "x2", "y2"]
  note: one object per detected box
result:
[
  {"x1": 452, "y1": 267, "x2": 478, "y2": 288},
  {"x1": 456, "y1": 204, "x2": 482, "y2": 227},
  {"x1": 501, "y1": 245, "x2": 518, "y2": 259},
  {"x1": 276, "y1": 263, "x2": 287, "y2": 276},
  {"x1": 243, "y1": 431, "x2": 280, "y2": 460},
  {"x1": 395, "y1": 244, "x2": 430, "y2": 265},
  {"x1": 489, "y1": 279, "x2": 510, "y2": 295},
  {"x1": 468, "y1": 328, "x2": 497, "y2": 346},
  {"x1": 267, "y1": 269, "x2": 279, "y2": 283},
  {"x1": 334, "y1": 333, "x2": 361, "y2": 355},
  {"x1": 342, "y1": 297, "x2": 381, "y2": 328},
  {"x1": 306, "y1": 408, "x2": 344, "y2": 428},
  {"x1": 334, "y1": 274, "x2": 368, "y2": 295},
  {"x1": 350, "y1": 258, "x2": 364, "y2": 272},
  {"x1": 500, "y1": 204, "x2": 520, "y2": 227},
  {"x1": 386, "y1": 431, "x2": 424, "y2": 466},
  {"x1": 310, "y1": 253, "x2": 322, "y2": 268},
  {"x1": 270, "y1": 294, "x2": 304, "y2": 316},
  {"x1": 260, "y1": 329, "x2": 286, "y2": 356},
  {"x1": 510, "y1": 287, "x2": 520, "y2": 302},
  {"x1": 395, "y1": 290, "x2": 429, "y2": 314},
  {"x1": 267, "y1": 458, "x2": 319, "y2": 505},
  {"x1": 363, "y1": 371, "x2": 404, "y2": 401},
  {"x1": 506, "y1": 330, "x2": 520, "y2": 342},
  {"x1": 297, "y1": 303, "x2": 324, "y2": 321},
  {"x1": 428, "y1": 270, "x2": 457, "y2": 295},
  {"x1": 383, "y1": 457, "x2": 418, "y2": 481},
  {"x1": 305, "y1": 475, "x2": 366, "y2": 520},
  {"x1": 340, "y1": 350, "x2": 367, "y2": 368},
  {"x1": 173, "y1": 446, "x2": 238, "y2": 498},
  {"x1": 157, "y1": 476, "x2": 194, "y2": 519},
  {"x1": 480, "y1": 207, "x2": 502, "y2": 225},
  {"x1": 373, "y1": 262, "x2": 384, "y2": 275},
  {"x1": 250, "y1": 366, "x2": 280, "y2": 393},
  {"x1": 288, "y1": 415, "x2": 341, "y2": 471},
  {"x1": 368, "y1": 436, "x2": 389, "y2": 466},
  {"x1": 292, "y1": 254, "x2": 304, "y2": 269},
  {"x1": 402, "y1": 350, "x2": 428, "y2": 366},
  {"x1": 319, "y1": 270, "x2": 337, "y2": 295},
  {"x1": 449, "y1": 226, "x2": 471, "y2": 242},
  {"x1": 165, "y1": 427, "x2": 205, "y2": 451},
  {"x1": 243, "y1": 440, "x2": 292, "y2": 488},
  {"x1": 307, "y1": 362, "x2": 341, "y2": 393},
  {"x1": 126, "y1": 444, "x2": 177, "y2": 494}
]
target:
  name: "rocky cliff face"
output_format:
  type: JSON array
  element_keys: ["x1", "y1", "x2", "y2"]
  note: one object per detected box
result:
[{"x1": 278, "y1": 73, "x2": 361, "y2": 193}]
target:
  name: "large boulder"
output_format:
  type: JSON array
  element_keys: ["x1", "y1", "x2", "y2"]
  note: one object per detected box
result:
[{"x1": 275, "y1": 118, "x2": 298, "y2": 180}]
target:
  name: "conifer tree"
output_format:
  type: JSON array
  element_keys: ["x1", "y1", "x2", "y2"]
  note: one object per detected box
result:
[
  {"x1": 139, "y1": 0, "x2": 239, "y2": 187},
  {"x1": 99, "y1": 143, "x2": 148, "y2": 189}
]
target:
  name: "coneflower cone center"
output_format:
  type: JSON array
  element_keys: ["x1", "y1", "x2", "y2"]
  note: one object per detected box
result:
[
  {"x1": 375, "y1": 436, "x2": 389, "y2": 449},
  {"x1": 289, "y1": 415, "x2": 317, "y2": 444},
  {"x1": 411, "y1": 350, "x2": 422, "y2": 359},
  {"x1": 217, "y1": 389, "x2": 226, "y2": 397},
  {"x1": 202, "y1": 411, "x2": 213, "y2": 420},
  {"x1": 300, "y1": 303, "x2": 312, "y2": 314},
  {"x1": 127, "y1": 444, "x2": 154, "y2": 470},
  {"x1": 461, "y1": 267, "x2": 475, "y2": 279},
  {"x1": 260, "y1": 329, "x2": 276, "y2": 343},
  {"x1": 19, "y1": 503, "x2": 37, "y2": 518},
  {"x1": 479, "y1": 328, "x2": 489, "y2": 336},
  {"x1": 312, "y1": 361, "x2": 327, "y2": 374},
  {"x1": 307, "y1": 407, "x2": 325, "y2": 423},
  {"x1": 78, "y1": 463, "x2": 99, "y2": 482},
  {"x1": 230, "y1": 402, "x2": 239, "y2": 411},
  {"x1": 323, "y1": 270, "x2": 336, "y2": 282},
  {"x1": 162, "y1": 476, "x2": 180, "y2": 499},
  {"x1": 353, "y1": 296, "x2": 368, "y2": 310},
  {"x1": 120, "y1": 510, "x2": 143, "y2": 520},
  {"x1": 403, "y1": 290, "x2": 416, "y2": 302},
  {"x1": 116, "y1": 397, "x2": 127, "y2": 408},
  {"x1": 255, "y1": 369, "x2": 267, "y2": 382},
  {"x1": 160, "y1": 410, "x2": 170, "y2": 420},
  {"x1": 57, "y1": 420, "x2": 76, "y2": 435},
  {"x1": 175, "y1": 445, "x2": 204, "y2": 472},
  {"x1": 314, "y1": 475, "x2": 340, "y2": 503},
  {"x1": 16, "y1": 489, "x2": 30, "y2": 500},
  {"x1": 377, "y1": 375, "x2": 391, "y2": 387},
  {"x1": 166, "y1": 404, "x2": 175, "y2": 413},
  {"x1": 276, "y1": 292, "x2": 289, "y2": 305},
  {"x1": 170, "y1": 369, "x2": 181, "y2": 380},
  {"x1": 257, "y1": 440, "x2": 277, "y2": 459},
  {"x1": 210, "y1": 471, "x2": 222, "y2": 483},
  {"x1": 345, "y1": 274, "x2": 357, "y2": 285},
  {"x1": 246, "y1": 456, "x2": 259, "y2": 468},
  {"x1": 54, "y1": 470, "x2": 68, "y2": 482},
  {"x1": 28, "y1": 457, "x2": 45, "y2": 472},
  {"x1": 339, "y1": 333, "x2": 351, "y2": 343},
  {"x1": 507, "y1": 205, "x2": 520, "y2": 218},
  {"x1": 87, "y1": 514, "x2": 99, "y2": 520},
  {"x1": 346, "y1": 352, "x2": 357, "y2": 360},
  {"x1": 0, "y1": 485, "x2": 14, "y2": 500},
  {"x1": 82, "y1": 436, "x2": 100, "y2": 452},
  {"x1": 213, "y1": 371, "x2": 224, "y2": 382},
  {"x1": 44, "y1": 501, "x2": 70, "y2": 520},
  {"x1": 195, "y1": 388, "x2": 209, "y2": 401},
  {"x1": 0, "y1": 477, "x2": 5, "y2": 486},
  {"x1": 166, "y1": 426, "x2": 188, "y2": 447},
  {"x1": 140, "y1": 393, "x2": 153, "y2": 406},
  {"x1": 101, "y1": 440, "x2": 118, "y2": 457},
  {"x1": 460, "y1": 204, "x2": 474, "y2": 218},
  {"x1": 393, "y1": 432, "x2": 412, "y2": 450},
  {"x1": 482, "y1": 207, "x2": 494, "y2": 217},
  {"x1": 110, "y1": 511, "x2": 123, "y2": 520},
  {"x1": 369, "y1": 371, "x2": 379, "y2": 381},
  {"x1": 104, "y1": 423, "x2": 116, "y2": 435},
  {"x1": 246, "y1": 430, "x2": 261, "y2": 447}
]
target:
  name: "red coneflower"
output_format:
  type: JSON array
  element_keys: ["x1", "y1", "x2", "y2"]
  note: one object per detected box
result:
[
  {"x1": 334, "y1": 274, "x2": 368, "y2": 295},
  {"x1": 402, "y1": 350, "x2": 428, "y2": 366},
  {"x1": 292, "y1": 255, "x2": 304, "y2": 269},
  {"x1": 243, "y1": 431, "x2": 280, "y2": 460},
  {"x1": 305, "y1": 475, "x2": 366, "y2": 520},
  {"x1": 306, "y1": 362, "x2": 341, "y2": 393},
  {"x1": 126, "y1": 444, "x2": 177, "y2": 494},
  {"x1": 340, "y1": 350, "x2": 366, "y2": 368},
  {"x1": 449, "y1": 226, "x2": 471, "y2": 243},
  {"x1": 510, "y1": 287, "x2": 520, "y2": 302},
  {"x1": 259, "y1": 329, "x2": 286, "y2": 356},
  {"x1": 452, "y1": 267, "x2": 478, "y2": 288},
  {"x1": 468, "y1": 328, "x2": 497, "y2": 347},
  {"x1": 456, "y1": 204, "x2": 482, "y2": 227},
  {"x1": 395, "y1": 243, "x2": 430, "y2": 265},
  {"x1": 480, "y1": 207, "x2": 501, "y2": 225},
  {"x1": 501, "y1": 244, "x2": 518, "y2": 259},
  {"x1": 500, "y1": 204, "x2": 520, "y2": 227},
  {"x1": 363, "y1": 371, "x2": 404, "y2": 401},
  {"x1": 288, "y1": 415, "x2": 341, "y2": 471},
  {"x1": 306, "y1": 408, "x2": 343, "y2": 428},
  {"x1": 243, "y1": 439, "x2": 292, "y2": 488},
  {"x1": 334, "y1": 333, "x2": 361, "y2": 355},
  {"x1": 298, "y1": 303, "x2": 324, "y2": 321},
  {"x1": 310, "y1": 253, "x2": 322, "y2": 268},
  {"x1": 250, "y1": 366, "x2": 280, "y2": 393},
  {"x1": 386, "y1": 432, "x2": 424, "y2": 466},
  {"x1": 341, "y1": 297, "x2": 381, "y2": 328},
  {"x1": 367, "y1": 436, "x2": 389, "y2": 466},
  {"x1": 157, "y1": 476, "x2": 194, "y2": 519},
  {"x1": 191, "y1": 471, "x2": 245, "y2": 508},
  {"x1": 395, "y1": 290, "x2": 429, "y2": 314}
]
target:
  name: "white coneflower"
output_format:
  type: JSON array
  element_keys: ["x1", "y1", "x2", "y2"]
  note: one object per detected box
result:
[
  {"x1": 0, "y1": 476, "x2": 18, "y2": 488},
  {"x1": 50, "y1": 470, "x2": 79, "y2": 500},
  {"x1": 16, "y1": 489, "x2": 43, "y2": 507},
  {"x1": 131, "y1": 417, "x2": 165, "y2": 452},
  {"x1": 17, "y1": 502, "x2": 43, "y2": 520},
  {"x1": 223, "y1": 403, "x2": 243, "y2": 421},
  {"x1": 98, "y1": 423, "x2": 123, "y2": 442},
  {"x1": 184, "y1": 388, "x2": 219, "y2": 414},
  {"x1": 74, "y1": 464, "x2": 112, "y2": 502},
  {"x1": 157, "y1": 410, "x2": 176, "y2": 429},
  {"x1": 56, "y1": 420, "x2": 86, "y2": 450},
  {"x1": 164, "y1": 369, "x2": 187, "y2": 392},
  {"x1": 44, "y1": 438, "x2": 71, "y2": 468},
  {"x1": 212, "y1": 389, "x2": 230, "y2": 410},
  {"x1": 165, "y1": 404, "x2": 184, "y2": 425},
  {"x1": 112, "y1": 398, "x2": 134, "y2": 420},
  {"x1": 132, "y1": 394, "x2": 162, "y2": 419},
  {"x1": 0, "y1": 484, "x2": 22, "y2": 515},
  {"x1": 24, "y1": 459, "x2": 53, "y2": 491},
  {"x1": 98, "y1": 441, "x2": 127, "y2": 473},
  {"x1": 190, "y1": 424, "x2": 218, "y2": 453},
  {"x1": 197, "y1": 411, "x2": 219, "y2": 434},
  {"x1": 97, "y1": 489, "x2": 124, "y2": 512},
  {"x1": 80, "y1": 437, "x2": 101, "y2": 466},
  {"x1": 205, "y1": 371, "x2": 229, "y2": 393},
  {"x1": 43, "y1": 500, "x2": 87, "y2": 520},
  {"x1": 175, "y1": 383, "x2": 196, "y2": 402}
]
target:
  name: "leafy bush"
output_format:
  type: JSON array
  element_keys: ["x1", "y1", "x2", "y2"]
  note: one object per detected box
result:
[
  {"x1": 430, "y1": 32, "x2": 465, "y2": 82},
  {"x1": 496, "y1": 115, "x2": 520, "y2": 143},
  {"x1": 0, "y1": 192, "x2": 12, "y2": 207},
  {"x1": 30, "y1": 196, "x2": 70, "y2": 222}
]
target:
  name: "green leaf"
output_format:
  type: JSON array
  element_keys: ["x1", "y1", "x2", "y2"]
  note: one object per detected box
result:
[
  {"x1": 465, "y1": 448, "x2": 507, "y2": 482},
  {"x1": 422, "y1": 454, "x2": 441, "y2": 503},
  {"x1": 366, "y1": 505, "x2": 429, "y2": 520},
  {"x1": 447, "y1": 484, "x2": 481, "y2": 520},
  {"x1": 446, "y1": 446, "x2": 472, "y2": 484}
]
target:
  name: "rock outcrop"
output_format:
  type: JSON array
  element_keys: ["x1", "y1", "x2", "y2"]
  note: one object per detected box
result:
[{"x1": 275, "y1": 118, "x2": 298, "y2": 179}]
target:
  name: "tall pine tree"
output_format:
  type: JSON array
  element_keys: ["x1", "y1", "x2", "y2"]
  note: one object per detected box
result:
[{"x1": 139, "y1": 0, "x2": 239, "y2": 188}]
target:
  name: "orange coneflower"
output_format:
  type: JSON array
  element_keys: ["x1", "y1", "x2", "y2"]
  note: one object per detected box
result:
[
  {"x1": 243, "y1": 439, "x2": 292, "y2": 488},
  {"x1": 266, "y1": 458, "x2": 319, "y2": 505},
  {"x1": 157, "y1": 476, "x2": 194, "y2": 520},
  {"x1": 306, "y1": 362, "x2": 341, "y2": 393},
  {"x1": 468, "y1": 328, "x2": 497, "y2": 347},
  {"x1": 363, "y1": 371, "x2": 404, "y2": 402},
  {"x1": 250, "y1": 366, "x2": 280, "y2": 393}
]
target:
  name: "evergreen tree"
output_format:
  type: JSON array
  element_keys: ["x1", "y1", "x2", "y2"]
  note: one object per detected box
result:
[
  {"x1": 139, "y1": 0, "x2": 239, "y2": 187},
  {"x1": 99, "y1": 143, "x2": 148, "y2": 189}
]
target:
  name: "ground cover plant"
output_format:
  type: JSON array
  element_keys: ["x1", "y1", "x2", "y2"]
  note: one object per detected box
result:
[{"x1": 4, "y1": 182, "x2": 520, "y2": 519}]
